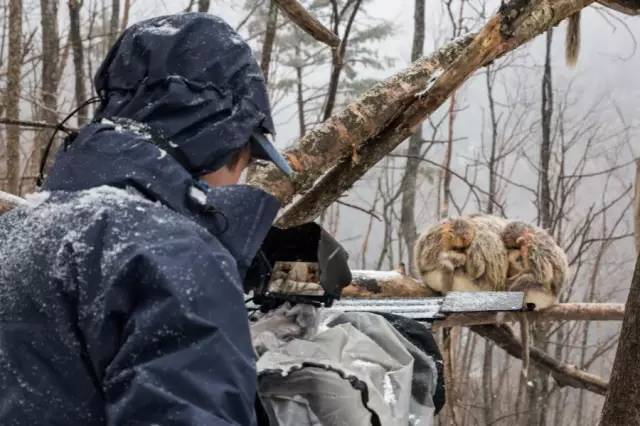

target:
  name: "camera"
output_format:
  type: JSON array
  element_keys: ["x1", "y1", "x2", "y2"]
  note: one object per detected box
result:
[{"x1": 244, "y1": 222, "x2": 352, "y2": 312}]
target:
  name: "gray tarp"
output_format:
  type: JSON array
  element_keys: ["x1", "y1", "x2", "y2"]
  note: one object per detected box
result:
[{"x1": 251, "y1": 305, "x2": 438, "y2": 425}]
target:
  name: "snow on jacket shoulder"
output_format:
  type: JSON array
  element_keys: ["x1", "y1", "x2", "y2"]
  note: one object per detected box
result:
[{"x1": 0, "y1": 183, "x2": 276, "y2": 425}]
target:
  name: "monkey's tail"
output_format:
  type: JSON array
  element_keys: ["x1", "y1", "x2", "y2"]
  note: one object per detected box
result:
[
  {"x1": 519, "y1": 316, "x2": 530, "y2": 380},
  {"x1": 565, "y1": 12, "x2": 581, "y2": 67}
]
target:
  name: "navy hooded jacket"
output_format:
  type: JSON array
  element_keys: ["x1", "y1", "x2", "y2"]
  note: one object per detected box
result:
[{"x1": 0, "y1": 13, "x2": 280, "y2": 425}]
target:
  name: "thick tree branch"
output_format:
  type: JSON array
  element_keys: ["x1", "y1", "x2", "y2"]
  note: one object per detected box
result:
[
  {"x1": 434, "y1": 303, "x2": 625, "y2": 329},
  {"x1": 249, "y1": 0, "x2": 597, "y2": 226},
  {"x1": 342, "y1": 270, "x2": 625, "y2": 325},
  {"x1": 342, "y1": 269, "x2": 436, "y2": 298},
  {"x1": 272, "y1": 0, "x2": 340, "y2": 48}
]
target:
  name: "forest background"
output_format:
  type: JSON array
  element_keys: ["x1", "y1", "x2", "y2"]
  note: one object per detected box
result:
[{"x1": 1, "y1": 0, "x2": 639, "y2": 424}]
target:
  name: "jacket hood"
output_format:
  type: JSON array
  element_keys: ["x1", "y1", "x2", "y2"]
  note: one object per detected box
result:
[
  {"x1": 94, "y1": 12, "x2": 274, "y2": 176},
  {"x1": 43, "y1": 123, "x2": 280, "y2": 275}
]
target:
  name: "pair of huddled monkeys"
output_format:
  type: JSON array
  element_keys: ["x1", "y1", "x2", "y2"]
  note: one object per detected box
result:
[{"x1": 414, "y1": 215, "x2": 569, "y2": 377}]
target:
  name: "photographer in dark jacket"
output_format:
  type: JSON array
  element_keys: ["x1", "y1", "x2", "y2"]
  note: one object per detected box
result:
[{"x1": 0, "y1": 13, "x2": 292, "y2": 425}]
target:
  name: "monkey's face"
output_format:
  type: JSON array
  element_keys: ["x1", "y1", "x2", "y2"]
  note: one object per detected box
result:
[
  {"x1": 502, "y1": 222, "x2": 533, "y2": 249},
  {"x1": 448, "y1": 219, "x2": 475, "y2": 250}
]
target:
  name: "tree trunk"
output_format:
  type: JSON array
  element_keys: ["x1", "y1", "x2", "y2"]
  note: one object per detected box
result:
[
  {"x1": 198, "y1": 0, "x2": 210, "y2": 12},
  {"x1": 485, "y1": 65, "x2": 499, "y2": 214},
  {"x1": 68, "y1": 0, "x2": 88, "y2": 126},
  {"x1": 482, "y1": 341, "x2": 494, "y2": 424},
  {"x1": 108, "y1": 0, "x2": 120, "y2": 48},
  {"x1": 5, "y1": 0, "x2": 23, "y2": 195},
  {"x1": 399, "y1": 0, "x2": 425, "y2": 274},
  {"x1": 322, "y1": 0, "x2": 361, "y2": 121},
  {"x1": 634, "y1": 159, "x2": 640, "y2": 254},
  {"x1": 527, "y1": 28, "x2": 555, "y2": 426},
  {"x1": 295, "y1": 43, "x2": 306, "y2": 137},
  {"x1": 260, "y1": 0, "x2": 278, "y2": 83},
  {"x1": 120, "y1": 0, "x2": 131, "y2": 32},
  {"x1": 29, "y1": 0, "x2": 60, "y2": 192},
  {"x1": 539, "y1": 30, "x2": 554, "y2": 232},
  {"x1": 599, "y1": 257, "x2": 640, "y2": 425}
]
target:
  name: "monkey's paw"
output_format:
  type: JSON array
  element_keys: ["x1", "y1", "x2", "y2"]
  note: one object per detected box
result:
[{"x1": 438, "y1": 251, "x2": 467, "y2": 271}]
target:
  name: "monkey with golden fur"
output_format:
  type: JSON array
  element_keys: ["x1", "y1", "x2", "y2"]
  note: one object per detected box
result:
[
  {"x1": 414, "y1": 215, "x2": 509, "y2": 295},
  {"x1": 501, "y1": 221, "x2": 569, "y2": 378},
  {"x1": 501, "y1": 221, "x2": 569, "y2": 309}
]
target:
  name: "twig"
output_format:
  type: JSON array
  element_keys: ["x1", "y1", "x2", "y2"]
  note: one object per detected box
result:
[
  {"x1": 336, "y1": 200, "x2": 381, "y2": 221},
  {"x1": 272, "y1": 0, "x2": 340, "y2": 48},
  {"x1": 0, "y1": 117, "x2": 75, "y2": 132},
  {"x1": 472, "y1": 324, "x2": 608, "y2": 395}
]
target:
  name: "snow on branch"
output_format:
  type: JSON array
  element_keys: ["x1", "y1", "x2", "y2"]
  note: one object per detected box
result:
[{"x1": 0, "y1": 190, "x2": 28, "y2": 210}]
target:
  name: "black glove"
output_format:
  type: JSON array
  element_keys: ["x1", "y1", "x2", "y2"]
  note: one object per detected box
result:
[{"x1": 245, "y1": 222, "x2": 352, "y2": 309}]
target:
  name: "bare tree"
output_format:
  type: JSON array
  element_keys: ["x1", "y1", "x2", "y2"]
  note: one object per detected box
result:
[
  {"x1": 261, "y1": 0, "x2": 278, "y2": 82},
  {"x1": 599, "y1": 257, "x2": 640, "y2": 425},
  {"x1": 120, "y1": 0, "x2": 131, "y2": 32},
  {"x1": 69, "y1": 0, "x2": 88, "y2": 126},
  {"x1": 322, "y1": 0, "x2": 362, "y2": 120},
  {"x1": 399, "y1": 0, "x2": 425, "y2": 274},
  {"x1": 108, "y1": 0, "x2": 120, "y2": 47},
  {"x1": 24, "y1": 0, "x2": 61, "y2": 192},
  {"x1": 198, "y1": 0, "x2": 210, "y2": 12},
  {"x1": 525, "y1": 28, "x2": 555, "y2": 426},
  {"x1": 5, "y1": 0, "x2": 22, "y2": 195},
  {"x1": 635, "y1": 159, "x2": 639, "y2": 253}
]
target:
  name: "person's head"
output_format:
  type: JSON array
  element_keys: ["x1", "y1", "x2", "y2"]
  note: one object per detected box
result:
[
  {"x1": 94, "y1": 13, "x2": 292, "y2": 181},
  {"x1": 202, "y1": 144, "x2": 252, "y2": 187}
]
